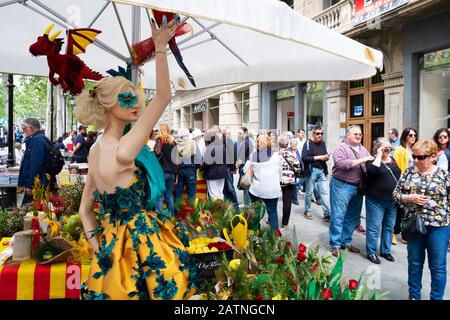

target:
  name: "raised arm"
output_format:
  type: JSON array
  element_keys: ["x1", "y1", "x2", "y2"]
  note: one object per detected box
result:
[{"x1": 117, "y1": 19, "x2": 177, "y2": 164}]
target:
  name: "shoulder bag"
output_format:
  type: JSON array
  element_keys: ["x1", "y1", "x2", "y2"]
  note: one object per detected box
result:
[
  {"x1": 282, "y1": 153, "x2": 301, "y2": 179},
  {"x1": 239, "y1": 162, "x2": 253, "y2": 190},
  {"x1": 399, "y1": 171, "x2": 428, "y2": 241}
]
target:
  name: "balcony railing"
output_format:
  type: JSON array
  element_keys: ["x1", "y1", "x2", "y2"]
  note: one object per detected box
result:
[{"x1": 312, "y1": 0, "x2": 354, "y2": 32}]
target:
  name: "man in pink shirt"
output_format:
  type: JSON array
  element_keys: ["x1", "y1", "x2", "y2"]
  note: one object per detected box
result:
[{"x1": 329, "y1": 125, "x2": 374, "y2": 257}]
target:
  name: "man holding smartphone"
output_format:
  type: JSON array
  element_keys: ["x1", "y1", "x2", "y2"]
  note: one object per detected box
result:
[{"x1": 301, "y1": 125, "x2": 331, "y2": 221}]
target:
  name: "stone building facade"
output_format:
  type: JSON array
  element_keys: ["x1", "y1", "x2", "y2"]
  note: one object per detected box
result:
[{"x1": 162, "y1": 0, "x2": 450, "y2": 148}]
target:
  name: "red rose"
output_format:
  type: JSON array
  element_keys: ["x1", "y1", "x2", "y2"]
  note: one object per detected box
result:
[
  {"x1": 185, "y1": 206, "x2": 194, "y2": 212},
  {"x1": 175, "y1": 209, "x2": 187, "y2": 219},
  {"x1": 349, "y1": 279, "x2": 358, "y2": 291},
  {"x1": 54, "y1": 208, "x2": 62, "y2": 215},
  {"x1": 312, "y1": 263, "x2": 318, "y2": 272},
  {"x1": 298, "y1": 243, "x2": 307, "y2": 253},
  {"x1": 292, "y1": 284, "x2": 297, "y2": 293},
  {"x1": 274, "y1": 228, "x2": 282, "y2": 237},
  {"x1": 277, "y1": 256, "x2": 284, "y2": 265},
  {"x1": 321, "y1": 288, "x2": 332, "y2": 300},
  {"x1": 255, "y1": 295, "x2": 264, "y2": 300},
  {"x1": 286, "y1": 241, "x2": 293, "y2": 248},
  {"x1": 326, "y1": 275, "x2": 330, "y2": 281},
  {"x1": 297, "y1": 251, "x2": 306, "y2": 262},
  {"x1": 93, "y1": 203, "x2": 100, "y2": 210}
]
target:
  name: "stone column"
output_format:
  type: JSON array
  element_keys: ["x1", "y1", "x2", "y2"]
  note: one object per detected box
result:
[
  {"x1": 325, "y1": 82, "x2": 347, "y2": 153},
  {"x1": 219, "y1": 91, "x2": 241, "y2": 133},
  {"x1": 248, "y1": 84, "x2": 260, "y2": 136},
  {"x1": 382, "y1": 72, "x2": 404, "y2": 135}
]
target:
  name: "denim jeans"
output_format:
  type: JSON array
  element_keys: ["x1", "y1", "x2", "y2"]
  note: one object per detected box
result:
[
  {"x1": 365, "y1": 195, "x2": 397, "y2": 256},
  {"x1": 407, "y1": 225, "x2": 450, "y2": 300},
  {"x1": 304, "y1": 168, "x2": 330, "y2": 218},
  {"x1": 174, "y1": 167, "x2": 197, "y2": 202},
  {"x1": 156, "y1": 172, "x2": 176, "y2": 216},
  {"x1": 249, "y1": 192, "x2": 279, "y2": 229},
  {"x1": 329, "y1": 176, "x2": 363, "y2": 248},
  {"x1": 223, "y1": 168, "x2": 239, "y2": 209}
]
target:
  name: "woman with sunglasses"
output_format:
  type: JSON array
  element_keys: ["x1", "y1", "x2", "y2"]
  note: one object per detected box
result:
[
  {"x1": 393, "y1": 140, "x2": 450, "y2": 300},
  {"x1": 75, "y1": 19, "x2": 193, "y2": 299},
  {"x1": 432, "y1": 128, "x2": 450, "y2": 171},
  {"x1": 365, "y1": 138, "x2": 401, "y2": 264},
  {"x1": 392, "y1": 128, "x2": 417, "y2": 245}
]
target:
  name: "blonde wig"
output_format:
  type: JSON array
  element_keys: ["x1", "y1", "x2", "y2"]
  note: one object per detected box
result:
[
  {"x1": 159, "y1": 123, "x2": 174, "y2": 145},
  {"x1": 75, "y1": 76, "x2": 145, "y2": 129}
]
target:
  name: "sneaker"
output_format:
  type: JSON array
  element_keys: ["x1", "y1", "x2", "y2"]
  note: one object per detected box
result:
[
  {"x1": 355, "y1": 225, "x2": 366, "y2": 234},
  {"x1": 304, "y1": 212, "x2": 313, "y2": 220},
  {"x1": 323, "y1": 216, "x2": 330, "y2": 223},
  {"x1": 292, "y1": 199, "x2": 299, "y2": 205}
]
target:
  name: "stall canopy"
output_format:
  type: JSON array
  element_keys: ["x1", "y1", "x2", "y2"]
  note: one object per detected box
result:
[{"x1": 0, "y1": 0, "x2": 383, "y2": 91}]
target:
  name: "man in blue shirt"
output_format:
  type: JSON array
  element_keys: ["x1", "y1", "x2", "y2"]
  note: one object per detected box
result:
[
  {"x1": 72, "y1": 125, "x2": 89, "y2": 163},
  {"x1": 388, "y1": 128, "x2": 400, "y2": 156},
  {"x1": 18, "y1": 118, "x2": 50, "y2": 205}
]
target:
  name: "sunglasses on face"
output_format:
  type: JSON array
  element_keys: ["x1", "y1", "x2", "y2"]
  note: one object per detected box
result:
[
  {"x1": 438, "y1": 135, "x2": 448, "y2": 139},
  {"x1": 408, "y1": 133, "x2": 416, "y2": 138},
  {"x1": 412, "y1": 154, "x2": 430, "y2": 161},
  {"x1": 383, "y1": 147, "x2": 392, "y2": 153},
  {"x1": 314, "y1": 132, "x2": 323, "y2": 136}
]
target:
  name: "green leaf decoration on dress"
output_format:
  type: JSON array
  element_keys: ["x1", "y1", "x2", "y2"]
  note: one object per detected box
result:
[
  {"x1": 93, "y1": 234, "x2": 117, "y2": 279},
  {"x1": 118, "y1": 92, "x2": 138, "y2": 109},
  {"x1": 142, "y1": 248, "x2": 167, "y2": 276},
  {"x1": 153, "y1": 275, "x2": 178, "y2": 300}
]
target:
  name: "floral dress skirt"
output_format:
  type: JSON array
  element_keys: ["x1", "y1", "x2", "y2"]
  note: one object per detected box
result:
[{"x1": 82, "y1": 167, "x2": 194, "y2": 300}]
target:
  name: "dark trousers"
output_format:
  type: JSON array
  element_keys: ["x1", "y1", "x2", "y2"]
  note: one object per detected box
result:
[
  {"x1": 394, "y1": 206, "x2": 405, "y2": 235},
  {"x1": 281, "y1": 184, "x2": 295, "y2": 226},
  {"x1": 223, "y1": 168, "x2": 239, "y2": 209}
]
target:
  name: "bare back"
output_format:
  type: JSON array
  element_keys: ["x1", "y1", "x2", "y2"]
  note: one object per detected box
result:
[{"x1": 88, "y1": 134, "x2": 138, "y2": 194}]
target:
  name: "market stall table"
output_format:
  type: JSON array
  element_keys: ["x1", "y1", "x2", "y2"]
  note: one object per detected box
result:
[{"x1": 0, "y1": 238, "x2": 90, "y2": 300}]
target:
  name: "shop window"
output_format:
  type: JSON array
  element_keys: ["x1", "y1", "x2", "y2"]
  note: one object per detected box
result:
[
  {"x1": 419, "y1": 47, "x2": 450, "y2": 139},
  {"x1": 349, "y1": 94, "x2": 364, "y2": 118},
  {"x1": 305, "y1": 82, "x2": 324, "y2": 134},
  {"x1": 276, "y1": 87, "x2": 295, "y2": 100},
  {"x1": 371, "y1": 90, "x2": 385, "y2": 116}
]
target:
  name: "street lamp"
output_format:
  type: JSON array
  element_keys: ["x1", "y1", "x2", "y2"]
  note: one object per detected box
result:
[{"x1": 69, "y1": 95, "x2": 75, "y2": 131}]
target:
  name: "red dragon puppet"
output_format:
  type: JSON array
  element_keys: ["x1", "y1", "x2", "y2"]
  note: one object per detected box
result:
[
  {"x1": 29, "y1": 24, "x2": 104, "y2": 95},
  {"x1": 132, "y1": 11, "x2": 196, "y2": 87}
]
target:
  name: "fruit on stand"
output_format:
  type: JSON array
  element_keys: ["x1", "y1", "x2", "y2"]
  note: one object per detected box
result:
[{"x1": 63, "y1": 214, "x2": 83, "y2": 241}]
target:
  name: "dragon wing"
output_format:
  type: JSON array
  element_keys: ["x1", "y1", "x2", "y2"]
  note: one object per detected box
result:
[{"x1": 66, "y1": 28, "x2": 102, "y2": 55}]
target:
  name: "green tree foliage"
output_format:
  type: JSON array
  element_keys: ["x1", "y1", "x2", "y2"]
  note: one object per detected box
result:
[{"x1": 14, "y1": 76, "x2": 48, "y2": 122}]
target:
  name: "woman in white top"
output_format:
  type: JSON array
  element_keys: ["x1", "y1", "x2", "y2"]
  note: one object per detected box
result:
[{"x1": 243, "y1": 134, "x2": 282, "y2": 230}]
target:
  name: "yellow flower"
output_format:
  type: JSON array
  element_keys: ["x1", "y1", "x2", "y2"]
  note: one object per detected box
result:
[
  {"x1": 196, "y1": 226, "x2": 202, "y2": 232},
  {"x1": 272, "y1": 294, "x2": 288, "y2": 300},
  {"x1": 229, "y1": 259, "x2": 241, "y2": 271}
]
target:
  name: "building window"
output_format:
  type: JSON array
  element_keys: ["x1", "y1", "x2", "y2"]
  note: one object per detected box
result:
[
  {"x1": 323, "y1": 0, "x2": 340, "y2": 10},
  {"x1": 350, "y1": 94, "x2": 364, "y2": 118},
  {"x1": 347, "y1": 70, "x2": 385, "y2": 150},
  {"x1": 280, "y1": 0, "x2": 294, "y2": 8},
  {"x1": 371, "y1": 90, "x2": 385, "y2": 116},
  {"x1": 419, "y1": 47, "x2": 450, "y2": 139},
  {"x1": 242, "y1": 91, "x2": 250, "y2": 125}
]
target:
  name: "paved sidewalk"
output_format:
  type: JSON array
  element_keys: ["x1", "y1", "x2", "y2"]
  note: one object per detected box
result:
[{"x1": 235, "y1": 188, "x2": 450, "y2": 300}]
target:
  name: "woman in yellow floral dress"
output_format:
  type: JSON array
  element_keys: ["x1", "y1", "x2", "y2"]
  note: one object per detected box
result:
[{"x1": 75, "y1": 18, "x2": 194, "y2": 300}]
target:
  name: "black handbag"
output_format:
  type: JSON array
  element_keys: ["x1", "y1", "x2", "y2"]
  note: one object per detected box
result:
[{"x1": 401, "y1": 212, "x2": 427, "y2": 241}]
